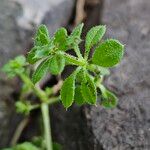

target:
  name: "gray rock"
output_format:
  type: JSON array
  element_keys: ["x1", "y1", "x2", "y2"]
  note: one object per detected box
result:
[{"x1": 0, "y1": 0, "x2": 74, "y2": 147}]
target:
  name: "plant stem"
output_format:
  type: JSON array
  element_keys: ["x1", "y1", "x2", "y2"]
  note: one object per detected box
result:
[
  {"x1": 19, "y1": 73, "x2": 56, "y2": 150},
  {"x1": 19, "y1": 73, "x2": 48, "y2": 102},
  {"x1": 41, "y1": 103, "x2": 53, "y2": 150},
  {"x1": 11, "y1": 117, "x2": 29, "y2": 146},
  {"x1": 30, "y1": 97, "x2": 60, "y2": 111},
  {"x1": 59, "y1": 51, "x2": 97, "y2": 72},
  {"x1": 74, "y1": 45, "x2": 83, "y2": 59}
]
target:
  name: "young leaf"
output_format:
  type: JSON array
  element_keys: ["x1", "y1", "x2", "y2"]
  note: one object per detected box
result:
[
  {"x1": 34, "y1": 24, "x2": 50, "y2": 46},
  {"x1": 71, "y1": 23, "x2": 83, "y2": 37},
  {"x1": 81, "y1": 73, "x2": 97, "y2": 105},
  {"x1": 32, "y1": 58, "x2": 50, "y2": 84},
  {"x1": 67, "y1": 23, "x2": 84, "y2": 47},
  {"x1": 101, "y1": 90, "x2": 118, "y2": 108},
  {"x1": 2, "y1": 55, "x2": 26, "y2": 77},
  {"x1": 92, "y1": 39, "x2": 124, "y2": 67},
  {"x1": 74, "y1": 86, "x2": 85, "y2": 105},
  {"x1": 15, "y1": 101, "x2": 30, "y2": 115},
  {"x1": 60, "y1": 68, "x2": 80, "y2": 108},
  {"x1": 49, "y1": 54, "x2": 65, "y2": 75},
  {"x1": 54, "y1": 27, "x2": 68, "y2": 51},
  {"x1": 99, "y1": 85, "x2": 118, "y2": 108},
  {"x1": 15, "y1": 55, "x2": 26, "y2": 66},
  {"x1": 27, "y1": 43, "x2": 54, "y2": 64},
  {"x1": 27, "y1": 47, "x2": 40, "y2": 64},
  {"x1": 85, "y1": 25, "x2": 106, "y2": 59}
]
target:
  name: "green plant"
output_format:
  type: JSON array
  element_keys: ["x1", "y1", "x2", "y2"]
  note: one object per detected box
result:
[{"x1": 2, "y1": 23, "x2": 124, "y2": 150}]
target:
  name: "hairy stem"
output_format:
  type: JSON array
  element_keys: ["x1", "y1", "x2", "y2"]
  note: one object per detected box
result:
[
  {"x1": 19, "y1": 74, "x2": 48, "y2": 102},
  {"x1": 59, "y1": 51, "x2": 97, "y2": 72},
  {"x1": 74, "y1": 45, "x2": 83, "y2": 59},
  {"x1": 41, "y1": 103, "x2": 53, "y2": 150}
]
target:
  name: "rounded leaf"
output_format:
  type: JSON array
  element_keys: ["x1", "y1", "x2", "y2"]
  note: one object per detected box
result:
[{"x1": 92, "y1": 39, "x2": 124, "y2": 67}]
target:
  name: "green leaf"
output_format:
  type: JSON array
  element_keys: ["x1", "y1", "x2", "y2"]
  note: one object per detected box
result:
[
  {"x1": 27, "y1": 47, "x2": 40, "y2": 64},
  {"x1": 99, "y1": 85, "x2": 118, "y2": 108},
  {"x1": 34, "y1": 24, "x2": 50, "y2": 46},
  {"x1": 15, "y1": 142, "x2": 39, "y2": 150},
  {"x1": 60, "y1": 68, "x2": 80, "y2": 108},
  {"x1": 81, "y1": 73, "x2": 97, "y2": 105},
  {"x1": 32, "y1": 136, "x2": 45, "y2": 148},
  {"x1": 67, "y1": 23, "x2": 84, "y2": 47},
  {"x1": 53, "y1": 142, "x2": 62, "y2": 150},
  {"x1": 34, "y1": 48, "x2": 50, "y2": 59},
  {"x1": 74, "y1": 86, "x2": 85, "y2": 105},
  {"x1": 15, "y1": 55, "x2": 26, "y2": 66},
  {"x1": 2, "y1": 55, "x2": 26, "y2": 77},
  {"x1": 101, "y1": 90, "x2": 118, "y2": 108},
  {"x1": 92, "y1": 39, "x2": 124, "y2": 67},
  {"x1": 49, "y1": 54, "x2": 65, "y2": 75},
  {"x1": 27, "y1": 44, "x2": 54, "y2": 64},
  {"x1": 15, "y1": 101, "x2": 30, "y2": 115},
  {"x1": 85, "y1": 25, "x2": 106, "y2": 59},
  {"x1": 54, "y1": 27, "x2": 68, "y2": 51},
  {"x1": 32, "y1": 58, "x2": 50, "y2": 84}
]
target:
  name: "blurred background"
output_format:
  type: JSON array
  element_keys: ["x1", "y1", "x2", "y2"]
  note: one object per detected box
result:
[{"x1": 0, "y1": 0, "x2": 150, "y2": 149}]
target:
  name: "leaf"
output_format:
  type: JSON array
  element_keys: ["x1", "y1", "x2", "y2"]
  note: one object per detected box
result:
[
  {"x1": 81, "y1": 73, "x2": 97, "y2": 105},
  {"x1": 15, "y1": 142, "x2": 39, "y2": 150},
  {"x1": 60, "y1": 68, "x2": 80, "y2": 108},
  {"x1": 32, "y1": 136, "x2": 45, "y2": 148},
  {"x1": 34, "y1": 24, "x2": 50, "y2": 46},
  {"x1": 27, "y1": 44, "x2": 54, "y2": 64},
  {"x1": 101, "y1": 90, "x2": 118, "y2": 108},
  {"x1": 53, "y1": 142, "x2": 62, "y2": 150},
  {"x1": 92, "y1": 39, "x2": 124, "y2": 67},
  {"x1": 2, "y1": 55, "x2": 26, "y2": 77},
  {"x1": 15, "y1": 55, "x2": 26, "y2": 66},
  {"x1": 49, "y1": 54, "x2": 65, "y2": 75},
  {"x1": 74, "y1": 86, "x2": 85, "y2": 105},
  {"x1": 67, "y1": 23, "x2": 84, "y2": 47},
  {"x1": 27, "y1": 47, "x2": 40, "y2": 64},
  {"x1": 99, "y1": 85, "x2": 118, "y2": 108},
  {"x1": 15, "y1": 101, "x2": 30, "y2": 115},
  {"x1": 32, "y1": 58, "x2": 50, "y2": 84},
  {"x1": 85, "y1": 25, "x2": 106, "y2": 59},
  {"x1": 54, "y1": 28, "x2": 68, "y2": 51}
]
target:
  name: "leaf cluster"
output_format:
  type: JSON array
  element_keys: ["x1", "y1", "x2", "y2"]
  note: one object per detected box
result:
[
  {"x1": 26, "y1": 24, "x2": 124, "y2": 109},
  {"x1": 2, "y1": 23, "x2": 124, "y2": 109},
  {"x1": 2, "y1": 56, "x2": 26, "y2": 78}
]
